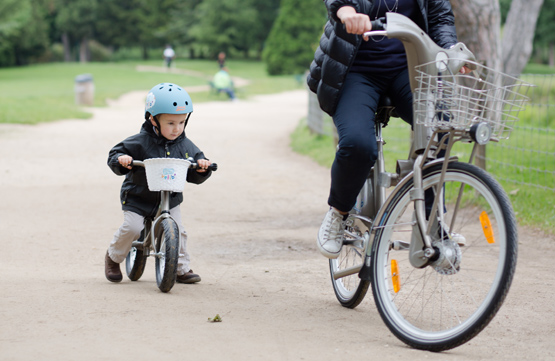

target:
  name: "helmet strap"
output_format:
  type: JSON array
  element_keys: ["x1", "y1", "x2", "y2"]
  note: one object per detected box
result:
[{"x1": 151, "y1": 114, "x2": 161, "y2": 134}]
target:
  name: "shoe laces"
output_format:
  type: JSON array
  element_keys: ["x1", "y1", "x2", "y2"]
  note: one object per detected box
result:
[{"x1": 324, "y1": 210, "x2": 346, "y2": 244}]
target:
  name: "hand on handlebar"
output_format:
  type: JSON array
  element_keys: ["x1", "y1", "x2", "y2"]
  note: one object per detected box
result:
[
  {"x1": 118, "y1": 155, "x2": 133, "y2": 170},
  {"x1": 195, "y1": 159, "x2": 212, "y2": 173},
  {"x1": 337, "y1": 6, "x2": 372, "y2": 41},
  {"x1": 460, "y1": 66, "x2": 472, "y2": 74}
]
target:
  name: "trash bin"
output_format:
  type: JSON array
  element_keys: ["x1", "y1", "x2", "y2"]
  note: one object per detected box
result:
[{"x1": 74, "y1": 74, "x2": 94, "y2": 106}]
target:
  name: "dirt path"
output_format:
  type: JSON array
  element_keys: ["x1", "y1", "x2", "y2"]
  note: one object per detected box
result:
[{"x1": 0, "y1": 90, "x2": 554, "y2": 360}]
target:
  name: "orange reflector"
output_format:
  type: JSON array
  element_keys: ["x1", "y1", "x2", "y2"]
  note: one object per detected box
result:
[
  {"x1": 480, "y1": 211, "x2": 495, "y2": 244},
  {"x1": 391, "y1": 259, "x2": 400, "y2": 293}
]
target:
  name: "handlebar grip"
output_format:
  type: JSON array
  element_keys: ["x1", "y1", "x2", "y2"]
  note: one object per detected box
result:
[
  {"x1": 371, "y1": 17, "x2": 386, "y2": 31},
  {"x1": 208, "y1": 163, "x2": 218, "y2": 172}
]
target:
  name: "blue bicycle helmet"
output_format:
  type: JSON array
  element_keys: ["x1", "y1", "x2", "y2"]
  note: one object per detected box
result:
[{"x1": 145, "y1": 82, "x2": 193, "y2": 118}]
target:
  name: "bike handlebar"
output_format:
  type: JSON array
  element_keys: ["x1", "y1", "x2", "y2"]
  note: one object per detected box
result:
[
  {"x1": 363, "y1": 13, "x2": 477, "y2": 81},
  {"x1": 131, "y1": 159, "x2": 218, "y2": 172}
]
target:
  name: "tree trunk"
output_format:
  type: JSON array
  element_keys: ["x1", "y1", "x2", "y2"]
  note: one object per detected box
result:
[
  {"x1": 62, "y1": 33, "x2": 72, "y2": 62},
  {"x1": 79, "y1": 36, "x2": 89, "y2": 63},
  {"x1": 550, "y1": 42, "x2": 554, "y2": 68},
  {"x1": 451, "y1": 0, "x2": 501, "y2": 170},
  {"x1": 501, "y1": 0, "x2": 544, "y2": 75},
  {"x1": 142, "y1": 45, "x2": 149, "y2": 60},
  {"x1": 451, "y1": 0, "x2": 502, "y2": 70}
]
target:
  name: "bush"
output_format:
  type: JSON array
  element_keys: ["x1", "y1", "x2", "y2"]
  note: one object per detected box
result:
[
  {"x1": 89, "y1": 40, "x2": 112, "y2": 62},
  {"x1": 263, "y1": 0, "x2": 327, "y2": 75}
]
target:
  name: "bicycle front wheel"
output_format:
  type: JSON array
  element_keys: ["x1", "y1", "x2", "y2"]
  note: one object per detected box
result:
[
  {"x1": 155, "y1": 218, "x2": 180, "y2": 293},
  {"x1": 371, "y1": 162, "x2": 517, "y2": 351}
]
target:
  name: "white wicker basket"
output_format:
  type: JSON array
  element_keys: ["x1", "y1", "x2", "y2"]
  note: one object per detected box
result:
[{"x1": 143, "y1": 158, "x2": 190, "y2": 192}]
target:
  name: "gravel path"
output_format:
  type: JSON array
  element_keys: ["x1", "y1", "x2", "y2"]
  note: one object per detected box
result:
[{"x1": 0, "y1": 89, "x2": 554, "y2": 360}]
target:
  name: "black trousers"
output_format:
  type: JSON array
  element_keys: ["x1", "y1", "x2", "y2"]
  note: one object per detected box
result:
[{"x1": 328, "y1": 69, "x2": 413, "y2": 212}]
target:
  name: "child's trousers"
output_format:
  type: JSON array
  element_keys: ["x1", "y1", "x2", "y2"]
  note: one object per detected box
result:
[{"x1": 107, "y1": 206, "x2": 191, "y2": 276}]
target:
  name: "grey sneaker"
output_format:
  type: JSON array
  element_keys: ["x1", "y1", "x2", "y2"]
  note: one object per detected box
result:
[{"x1": 317, "y1": 208, "x2": 347, "y2": 259}]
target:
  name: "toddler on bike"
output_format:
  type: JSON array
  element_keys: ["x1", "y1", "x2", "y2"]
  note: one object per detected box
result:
[{"x1": 104, "y1": 82, "x2": 213, "y2": 284}]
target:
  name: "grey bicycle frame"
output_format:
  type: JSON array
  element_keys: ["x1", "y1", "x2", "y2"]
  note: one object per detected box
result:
[
  {"x1": 346, "y1": 13, "x2": 477, "y2": 279},
  {"x1": 130, "y1": 160, "x2": 179, "y2": 257}
]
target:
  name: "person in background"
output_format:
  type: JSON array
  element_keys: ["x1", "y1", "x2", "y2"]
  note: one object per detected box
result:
[
  {"x1": 163, "y1": 45, "x2": 176, "y2": 69},
  {"x1": 217, "y1": 52, "x2": 226, "y2": 69},
  {"x1": 212, "y1": 69, "x2": 236, "y2": 101}
]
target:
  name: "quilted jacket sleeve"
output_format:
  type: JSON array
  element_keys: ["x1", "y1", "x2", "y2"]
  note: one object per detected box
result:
[{"x1": 427, "y1": 0, "x2": 458, "y2": 48}]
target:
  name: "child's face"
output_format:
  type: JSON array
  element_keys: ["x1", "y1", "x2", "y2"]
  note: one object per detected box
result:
[{"x1": 152, "y1": 113, "x2": 188, "y2": 140}]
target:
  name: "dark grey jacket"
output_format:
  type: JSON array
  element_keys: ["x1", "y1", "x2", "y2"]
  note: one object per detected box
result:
[
  {"x1": 108, "y1": 120, "x2": 211, "y2": 217},
  {"x1": 307, "y1": 0, "x2": 458, "y2": 116}
]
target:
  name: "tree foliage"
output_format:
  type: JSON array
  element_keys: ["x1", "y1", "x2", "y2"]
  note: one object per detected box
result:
[
  {"x1": 0, "y1": 0, "x2": 549, "y2": 72},
  {"x1": 263, "y1": 0, "x2": 327, "y2": 75},
  {"x1": 0, "y1": 0, "x2": 49, "y2": 66}
]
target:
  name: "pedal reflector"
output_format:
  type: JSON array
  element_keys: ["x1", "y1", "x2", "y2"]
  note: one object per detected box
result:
[
  {"x1": 391, "y1": 259, "x2": 400, "y2": 293},
  {"x1": 480, "y1": 211, "x2": 495, "y2": 244}
]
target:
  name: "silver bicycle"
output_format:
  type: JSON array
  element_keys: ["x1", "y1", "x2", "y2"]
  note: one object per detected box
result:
[
  {"x1": 329, "y1": 13, "x2": 532, "y2": 351},
  {"x1": 125, "y1": 157, "x2": 217, "y2": 293}
]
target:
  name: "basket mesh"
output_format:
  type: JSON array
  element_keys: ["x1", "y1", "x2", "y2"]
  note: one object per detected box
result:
[
  {"x1": 414, "y1": 60, "x2": 533, "y2": 140},
  {"x1": 143, "y1": 158, "x2": 190, "y2": 192}
]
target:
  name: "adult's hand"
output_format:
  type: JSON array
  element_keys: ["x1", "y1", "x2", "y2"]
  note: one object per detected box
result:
[{"x1": 337, "y1": 6, "x2": 372, "y2": 41}]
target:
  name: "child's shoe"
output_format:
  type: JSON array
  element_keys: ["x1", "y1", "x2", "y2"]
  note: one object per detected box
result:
[
  {"x1": 176, "y1": 270, "x2": 201, "y2": 284},
  {"x1": 105, "y1": 251, "x2": 122, "y2": 282}
]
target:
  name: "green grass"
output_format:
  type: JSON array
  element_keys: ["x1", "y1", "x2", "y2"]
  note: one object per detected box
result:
[
  {"x1": 523, "y1": 63, "x2": 555, "y2": 75},
  {"x1": 290, "y1": 118, "x2": 336, "y2": 168},
  {"x1": 0, "y1": 59, "x2": 301, "y2": 124}
]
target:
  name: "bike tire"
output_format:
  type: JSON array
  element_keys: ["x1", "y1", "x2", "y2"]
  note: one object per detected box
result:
[
  {"x1": 329, "y1": 217, "x2": 371, "y2": 308},
  {"x1": 370, "y1": 162, "x2": 517, "y2": 351},
  {"x1": 155, "y1": 218, "x2": 180, "y2": 293},
  {"x1": 125, "y1": 233, "x2": 148, "y2": 281}
]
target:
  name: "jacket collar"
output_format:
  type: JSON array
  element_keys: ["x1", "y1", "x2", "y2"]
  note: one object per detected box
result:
[{"x1": 140, "y1": 119, "x2": 185, "y2": 144}]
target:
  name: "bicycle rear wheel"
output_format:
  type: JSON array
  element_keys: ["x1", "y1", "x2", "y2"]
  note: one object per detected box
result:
[
  {"x1": 155, "y1": 218, "x2": 179, "y2": 293},
  {"x1": 126, "y1": 231, "x2": 148, "y2": 281},
  {"x1": 330, "y1": 217, "x2": 370, "y2": 308},
  {"x1": 371, "y1": 162, "x2": 517, "y2": 351}
]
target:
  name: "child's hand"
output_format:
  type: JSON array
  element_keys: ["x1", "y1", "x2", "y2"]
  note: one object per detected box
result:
[
  {"x1": 118, "y1": 155, "x2": 133, "y2": 170},
  {"x1": 196, "y1": 159, "x2": 212, "y2": 173}
]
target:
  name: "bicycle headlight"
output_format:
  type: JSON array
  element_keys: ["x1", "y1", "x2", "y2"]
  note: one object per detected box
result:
[{"x1": 470, "y1": 122, "x2": 492, "y2": 145}]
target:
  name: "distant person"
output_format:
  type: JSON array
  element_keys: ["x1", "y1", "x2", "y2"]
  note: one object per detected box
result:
[
  {"x1": 104, "y1": 82, "x2": 214, "y2": 284},
  {"x1": 217, "y1": 52, "x2": 226, "y2": 69},
  {"x1": 163, "y1": 45, "x2": 176, "y2": 69},
  {"x1": 212, "y1": 69, "x2": 236, "y2": 101}
]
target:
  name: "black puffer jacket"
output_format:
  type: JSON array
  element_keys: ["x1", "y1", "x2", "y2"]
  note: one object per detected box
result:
[
  {"x1": 307, "y1": 0, "x2": 458, "y2": 116},
  {"x1": 107, "y1": 120, "x2": 211, "y2": 218}
]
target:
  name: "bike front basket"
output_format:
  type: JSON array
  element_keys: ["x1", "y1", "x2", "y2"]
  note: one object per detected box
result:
[
  {"x1": 143, "y1": 158, "x2": 190, "y2": 192},
  {"x1": 413, "y1": 60, "x2": 533, "y2": 140}
]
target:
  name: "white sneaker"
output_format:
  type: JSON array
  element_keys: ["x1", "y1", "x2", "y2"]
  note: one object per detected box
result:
[
  {"x1": 438, "y1": 223, "x2": 466, "y2": 247},
  {"x1": 451, "y1": 232, "x2": 467, "y2": 247},
  {"x1": 317, "y1": 208, "x2": 347, "y2": 259}
]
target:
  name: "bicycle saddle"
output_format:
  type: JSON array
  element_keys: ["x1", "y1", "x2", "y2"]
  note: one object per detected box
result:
[{"x1": 376, "y1": 96, "x2": 398, "y2": 126}]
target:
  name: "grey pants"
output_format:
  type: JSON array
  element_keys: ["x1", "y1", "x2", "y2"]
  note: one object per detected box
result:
[{"x1": 107, "y1": 206, "x2": 191, "y2": 276}]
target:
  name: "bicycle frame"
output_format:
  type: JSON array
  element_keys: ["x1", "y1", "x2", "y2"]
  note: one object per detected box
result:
[
  {"x1": 338, "y1": 13, "x2": 478, "y2": 280},
  {"x1": 130, "y1": 161, "x2": 181, "y2": 258}
]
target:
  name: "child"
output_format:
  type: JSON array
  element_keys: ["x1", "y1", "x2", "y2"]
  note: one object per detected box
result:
[{"x1": 105, "y1": 82, "x2": 213, "y2": 284}]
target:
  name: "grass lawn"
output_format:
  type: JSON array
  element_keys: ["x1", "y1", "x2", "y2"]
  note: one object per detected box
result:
[{"x1": 0, "y1": 59, "x2": 301, "y2": 124}]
